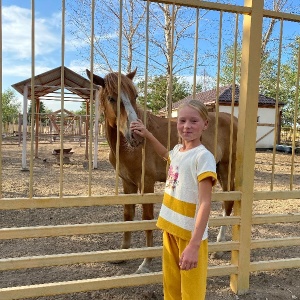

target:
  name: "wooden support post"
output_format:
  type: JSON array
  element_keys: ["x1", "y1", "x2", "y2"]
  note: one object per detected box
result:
[
  {"x1": 230, "y1": 0, "x2": 264, "y2": 294},
  {"x1": 85, "y1": 101, "x2": 89, "y2": 160},
  {"x1": 79, "y1": 115, "x2": 82, "y2": 147},
  {"x1": 18, "y1": 113, "x2": 22, "y2": 146},
  {"x1": 35, "y1": 98, "x2": 40, "y2": 158},
  {"x1": 93, "y1": 89, "x2": 100, "y2": 169},
  {"x1": 21, "y1": 86, "x2": 28, "y2": 170}
]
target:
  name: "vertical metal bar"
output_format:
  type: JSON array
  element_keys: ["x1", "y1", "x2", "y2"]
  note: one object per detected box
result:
[
  {"x1": 231, "y1": 0, "x2": 263, "y2": 294},
  {"x1": 0, "y1": 0, "x2": 2, "y2": 198},
  {"x1": 92, "y1": 1, "x2": 98, "y2": 170},
  {"x1": 271, "y1": 18, "x2": 283, "y2": 191},
  {"x1": 59, "y1": 0, "x2": 66, "y2": 197},
  {"x1": 227, "y1": 13, "x2": 239, "y2": 191},
  {"x1": 88, "y1": 104, "x2": 93, "y2": 195},
  {"x1": 88, "y1": 0, "x2": 95, "y2": 195},
  {"x1": 192, "y1": 8, "x2": 200, "y2": 98},
  {"x1": 167, "y1": 4, "x2": 175, "y2": 153},
  {"x1": 141, "y1": 0, "x2": 150, "y2": 195},
  {"x1": 29, "y1": 0, "x2": 36, "y2": 198},
  {"x1": 214, "y1": 11, "x2": 223, "y2": 160},
  {"x1": 290, "y1": 38, "x2": 300, "y2": 190},
  {"x1": 116, "y1": 0, "x2": 123, "y2": 195}
]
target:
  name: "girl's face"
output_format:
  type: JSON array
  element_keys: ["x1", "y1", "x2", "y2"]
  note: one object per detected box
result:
[{"x1": 177, "y1": 106, "x2": 208, "y2": 143}]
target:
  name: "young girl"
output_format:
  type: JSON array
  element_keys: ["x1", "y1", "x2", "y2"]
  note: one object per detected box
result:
[{"x1": 130, "y1": 100, "x2": 217, "y2": 300}]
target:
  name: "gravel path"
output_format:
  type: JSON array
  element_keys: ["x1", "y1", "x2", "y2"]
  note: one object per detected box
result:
[{"x1": 0, "y1": 141, "x2": 299, "y2": 299}]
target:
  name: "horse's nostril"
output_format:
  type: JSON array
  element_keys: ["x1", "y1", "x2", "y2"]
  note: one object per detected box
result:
[{"x1": 128, "y1": 131, "x2": 144, "y2": 148}]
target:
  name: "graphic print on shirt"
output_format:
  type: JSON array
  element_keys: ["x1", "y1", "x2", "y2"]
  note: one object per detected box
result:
[{"x1": 165, "y1": 165, "x2": 179, "y2": 191}]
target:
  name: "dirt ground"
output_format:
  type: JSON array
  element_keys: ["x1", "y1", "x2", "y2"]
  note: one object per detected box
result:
[{"x1": 0, "y1": 140, "x2": 299, "y2": 300}]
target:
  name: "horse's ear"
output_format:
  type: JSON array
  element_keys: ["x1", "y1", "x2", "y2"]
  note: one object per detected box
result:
[
  {"x1": 126, "y1": 67, "x2": 137, "y2": 80},
  {"x1": 86, "y1": 69, "x2": 105, "y2": 88}
]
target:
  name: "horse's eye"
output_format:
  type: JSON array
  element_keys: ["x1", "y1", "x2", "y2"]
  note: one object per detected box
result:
[{"x1": 108, "y1": 96, "x2": 115, "y2": 103}]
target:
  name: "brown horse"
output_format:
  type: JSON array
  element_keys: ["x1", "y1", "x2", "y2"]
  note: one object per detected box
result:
[{"x1": 86, "y1": 68, "x2": 237, "y2": 273}]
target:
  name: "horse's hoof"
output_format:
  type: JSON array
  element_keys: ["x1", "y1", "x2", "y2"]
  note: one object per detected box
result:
[
  {"x1": 211, "y1": 251, "x2": 225, "y2": 259},
  {"x1": 135, "y1": 266, "x2": 151, "y2": 274},
  {"x1": 109, "y1": 260, "x2": 126, "y2": 265}
]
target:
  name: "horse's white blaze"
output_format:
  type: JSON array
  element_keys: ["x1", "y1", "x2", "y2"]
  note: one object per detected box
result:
[{"x1": 121, "y1": 91, "x2": 138, "y2": 123}]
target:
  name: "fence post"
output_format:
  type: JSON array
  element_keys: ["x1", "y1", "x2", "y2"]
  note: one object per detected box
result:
[{"x1": 230, "y1": 0, "x2": 264, "y2": 294}]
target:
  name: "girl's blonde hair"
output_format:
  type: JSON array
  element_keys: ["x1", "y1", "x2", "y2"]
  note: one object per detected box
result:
[{"x1": 178, "y1": 99, "x2": 208, "y2": 121}]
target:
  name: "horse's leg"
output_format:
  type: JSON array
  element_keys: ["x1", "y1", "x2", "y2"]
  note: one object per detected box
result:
[
  {"x1": 217, "y1": 200, "x2": 234, "y2": 243},
  {"x1": 122, "y1": 180, "x2": 138, "y2": 250},
  {"x1": 135, "y1": 183, "x2": 155, "y2": 274},
  {"x1": 135, "y1": 202, "x2": 154, "y2": 273},
  {"x1": 110, "y1": 180, "x2": 137, "y2": 265},
  {"x1": 213, "y1": 161, "x2": 235, "y2": 259}
]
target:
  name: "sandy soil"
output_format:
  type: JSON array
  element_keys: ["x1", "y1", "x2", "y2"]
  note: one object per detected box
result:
[{"x1": 0, "y1": 140, "x2": 299, "y2": 300}]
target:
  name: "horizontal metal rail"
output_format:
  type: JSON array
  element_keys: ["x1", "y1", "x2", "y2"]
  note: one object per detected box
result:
[
  {"x1": 0, "y1": 217, "x2": 240, "y2": 240},
  {"x1": 0, "y1": 191, "x2": 242, "y2": 210},
  {"x1": 0, "y1": 242, "x2": 240, "y2": 271}
]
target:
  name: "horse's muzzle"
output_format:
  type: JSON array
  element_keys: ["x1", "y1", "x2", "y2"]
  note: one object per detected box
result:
[{"x1": 129, "y1": 131, "x2": 144, "y2": 147}]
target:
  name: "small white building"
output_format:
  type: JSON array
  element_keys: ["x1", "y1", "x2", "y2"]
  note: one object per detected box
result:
[{"x1": 168, "y1": 85, "x2": 284, "y2": 149}]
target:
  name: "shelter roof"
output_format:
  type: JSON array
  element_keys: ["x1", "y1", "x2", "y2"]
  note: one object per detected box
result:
[
  {"x1": 11, "y1": 66, "x2": 96, "y2": 101},
  {"x1": 170, "y1": 84, "x2": 284, "y2": 111}
]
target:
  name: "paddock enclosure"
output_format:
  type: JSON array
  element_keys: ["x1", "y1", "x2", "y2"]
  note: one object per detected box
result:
[{"x1": 1, "y1": 0, "x2": 300, "y2": 299}]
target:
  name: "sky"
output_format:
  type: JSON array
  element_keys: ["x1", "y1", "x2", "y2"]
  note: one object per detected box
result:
[
  {"x1": 1, "y1": 0, "x2": 300, "y2": 112},
  {"x1": 2, "y1": 0, "x2": 85, "y2": 111}
]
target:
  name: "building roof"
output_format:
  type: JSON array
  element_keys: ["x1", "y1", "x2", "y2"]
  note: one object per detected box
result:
[
  {"x1": 12, "y1": 66, "x2": 96, "y2": 102},
  {"x1": 170, "y1": 84, "x2": 283, "y2": 111}
]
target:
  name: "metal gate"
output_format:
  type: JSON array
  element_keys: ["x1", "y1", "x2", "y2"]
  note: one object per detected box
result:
[{"x1": 0, "y1": 0, "x2": 300, "y2": 299}]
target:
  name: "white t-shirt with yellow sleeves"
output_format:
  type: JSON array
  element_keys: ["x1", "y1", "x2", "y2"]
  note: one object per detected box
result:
[{"x1": 156, "y1": 144, "x2": 217, "y2": 241}]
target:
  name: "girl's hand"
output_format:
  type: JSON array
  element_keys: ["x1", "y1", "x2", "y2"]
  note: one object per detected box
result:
[
  {"x1": 130, "y1": 119, "x2": 149, "y2": 138},
  {"x1": 179, "y1": 244, "x2": 199, "y2": 271},
  {"x1": 130, "y1": 119, "x2": 168, "y2": 159}
]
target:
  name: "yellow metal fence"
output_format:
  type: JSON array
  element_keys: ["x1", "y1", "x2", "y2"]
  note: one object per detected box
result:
[{"x1": 0, "y1": 0, "x2": 300, "y2": 299}]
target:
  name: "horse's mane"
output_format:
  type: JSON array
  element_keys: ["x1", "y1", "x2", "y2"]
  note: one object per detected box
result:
[{"x1": 104, "y1": 72, "x2": 138, "y2": 100}]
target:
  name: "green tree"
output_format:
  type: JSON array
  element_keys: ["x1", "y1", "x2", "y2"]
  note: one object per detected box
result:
[
  {"x1": 219, "y1": 0, "x2": 300, "y2": 127},
  {"x1": 1, "y1": 89, "x2": 21, "y2": 123},
  {"x1": 220, "y1": 38, "x2": 300, "y2": 127},
  {"x1": 75, "y1": 102, "x2": 89, "y2": 116},
  {"x1": 277, "y1": 38, "x2": 300, "y2": 126},
  {"x1": 219, "y1": 44, "x2": 242, "y2": 85},
  {"x1": 137, "y1": 75, "x2": 190, "y2": 113},
  {"x1": 28, "y1": 101, "x2": 48, "y2": 124},
  {"x1": 193, "y1": 82, "x2": 203, "y2": 94},
  {"x1": 28, "y1": 101, "x2": 47, "y2": 115}
]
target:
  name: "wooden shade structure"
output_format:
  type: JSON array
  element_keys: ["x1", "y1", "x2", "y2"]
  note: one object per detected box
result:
[{"x1": 11, "y1": 66, "x2": 98, "y2": 169}]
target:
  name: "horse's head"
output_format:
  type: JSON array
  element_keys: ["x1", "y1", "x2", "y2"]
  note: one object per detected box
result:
[{"x1": 86, "y1": 68, "x2": 144, "y2": 147}]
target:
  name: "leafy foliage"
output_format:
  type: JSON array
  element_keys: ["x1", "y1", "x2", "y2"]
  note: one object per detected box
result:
[
  {"x1": 137, "y1": 75, "x2": 190, "y2": 113},
  {"x1": 220, "y1": 37, "x2": 300, "y2": 127},
  {"x1": 28, "y1": 101, "x2": 47, "y2": 115},
  {"x1": 1, "y1": 89, "x2": 21, "y2": 123},
  {"x1": 28, "y1": 100, "x2": 49, "y2": 124}
]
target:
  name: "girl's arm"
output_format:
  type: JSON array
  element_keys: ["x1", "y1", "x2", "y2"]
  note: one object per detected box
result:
[
  {"x1": 179, "y1": 177, "x2": 213, "y2": 270},
  {"x1": 130, "y1": 119, "x2": 169, "y2": 160}
]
